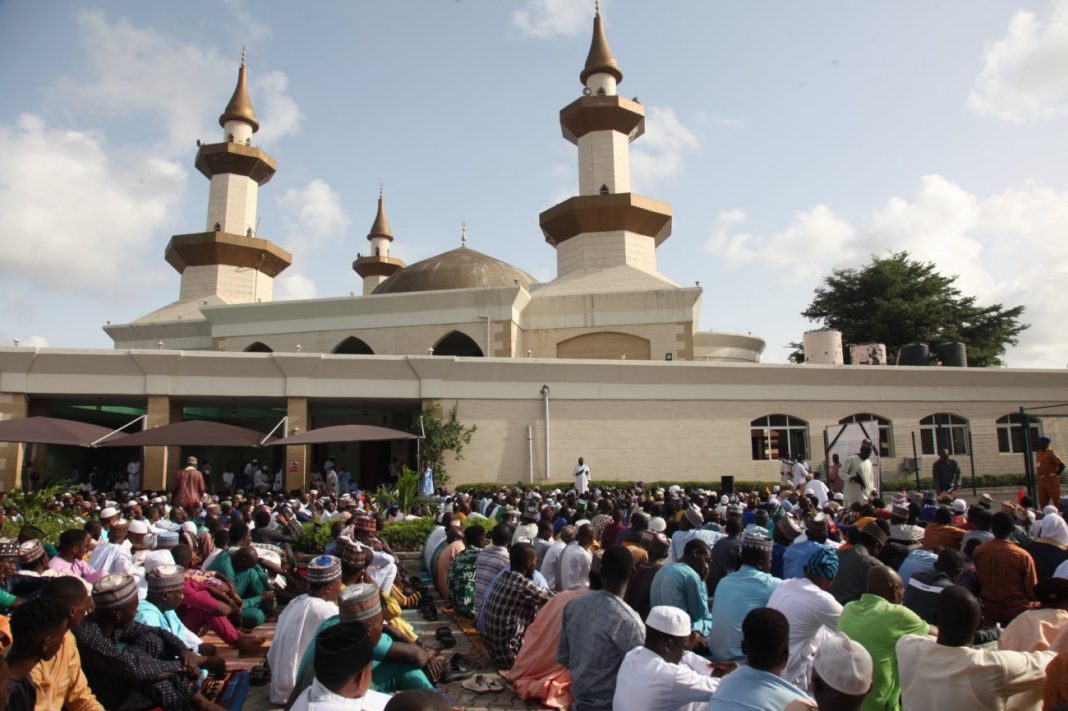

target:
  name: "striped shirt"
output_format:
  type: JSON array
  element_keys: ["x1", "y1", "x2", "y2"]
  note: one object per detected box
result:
[
  {"x1": 973, "y1": 538, "x2": 1038, "y2": 625},
  {"x1": 473, "y1": 545, "x2": 510, "y2": 618}
]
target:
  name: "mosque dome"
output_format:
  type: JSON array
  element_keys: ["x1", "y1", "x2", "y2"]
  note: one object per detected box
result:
[{"x1": 373, "y1": 246, "x2": 536, "y2": 295}]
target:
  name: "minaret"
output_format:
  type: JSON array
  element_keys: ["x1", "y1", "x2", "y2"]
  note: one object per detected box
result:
[
  {"x1": 353, "y1": 186, "x2": 406, "y2": 294},
  {"x1": 538, "y1": 6, "x2": 672, "y2": 278},
  {"x1": 164, "y1": 52, "x2": 291, "y2": 303}
]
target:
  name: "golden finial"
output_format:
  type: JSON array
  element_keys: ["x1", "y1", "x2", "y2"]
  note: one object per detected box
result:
[
  {"x1": 241, "y1": 45, "x2": 247, "y2": 66},
  {"x1": 368, "y1": 185, "x2": 393, "y2": 241},
  {"x1": 461, "y1": 222, "x2": 467, "y2": 247},
  {"x1": 378, "y1": 182, "x2": 384, "y2": 200},
  {"x1": 595, "y1": 0, "x2": 600, "y2": 14},
  {"x1": 581, "y1": 2, "x2": 623, "y2": 85}
]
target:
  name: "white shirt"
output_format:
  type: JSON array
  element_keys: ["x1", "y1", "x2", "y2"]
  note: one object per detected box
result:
[
  {"x1": 791, "y1": 461, "x2": 809, "y2": 487},
  {"x1": 803, "y1": 479, "x2": 829, "y2": 507},
  {"x1": 424, "y1": 525, "x2": 446, "y2": 571},
  {"x1": 574, "y1": 463, "x2": 591, "y2": 494},
  {"x1": 268, "y1": 595, "x2": 340, "y2": 704},
  {"x1": 88, "y1": 541, "x2": 143, "y2": 580},
  {"x1": 842, "y1": 455, "x2": 874, "y2": 507},
  {"x1": 289, "y1": 678, "x2": 392, "y2": 711},
  {"x1": 613, "y1": 647, "x2": 720, "y2": 711},
  {"x1": 540, "y1": 540, "x2": 566, "y2": 592},
  {"x1": 558, "y1": 543, "x2": 592, "y2": 591},
  {"x1": 767, "y1": 578, "x2": 843, "y2": 690},
  {"x1": 896, "y1": 634, "x2": 1054, "y2": 711}
]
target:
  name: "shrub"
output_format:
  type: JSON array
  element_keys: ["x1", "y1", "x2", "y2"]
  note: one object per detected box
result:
[
  {"x1": 380, "y1": 516, "x2": 483, "y2": 551},
  {"x1": 0, "y1": 485, "x2": 80, "y2": 545},
  {"x1": 294, "y1": 520, "x2": 333, "y2": 554}
]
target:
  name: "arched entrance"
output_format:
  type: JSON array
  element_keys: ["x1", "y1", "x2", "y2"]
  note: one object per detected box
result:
[
  {"x1": 432, "y1": 331, "x2": 483, "y2": 357},
  {"x1": 332, "y1": 337, "x2": 375, "y2": 355}
]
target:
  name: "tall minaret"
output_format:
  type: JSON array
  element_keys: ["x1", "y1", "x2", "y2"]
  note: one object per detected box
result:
[
  {"x1": 164, "y1": 53, "x2": 291, "y2": 303},
  {"x1": 539, "y1": 6, "x2": 672, "y2": 278},
  {"x1": 352, "y1": 187, "x2": 405, "y2": 294}
]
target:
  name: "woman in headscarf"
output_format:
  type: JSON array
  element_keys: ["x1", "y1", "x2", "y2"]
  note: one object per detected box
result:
[{"x1": 1027, "y1": 511, "x2": 1068, "y2": 581}]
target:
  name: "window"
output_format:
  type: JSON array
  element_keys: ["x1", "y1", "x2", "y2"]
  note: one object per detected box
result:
[
  {"x1": 751, "y1": 415, "x2": 809, "y2": 461},
  {"x1": 244, "y1": 342, "x2": 272, "y2": 353},
  {"x1": 839, "y1": 413, "x2": 894, "y2": 457},
  {"x1": 996, "y1": 414, "x2": 1041, "y2": 454},
  {"x1": 920, "y1": 413, "x2": 970, "y2": 456}
]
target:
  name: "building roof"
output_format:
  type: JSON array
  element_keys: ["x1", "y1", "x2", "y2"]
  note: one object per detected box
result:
[{"x1": 373, "y1": 246, "x2": 536, "y2": 295}]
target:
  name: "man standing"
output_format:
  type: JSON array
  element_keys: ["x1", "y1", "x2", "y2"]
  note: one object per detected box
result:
[
  {"x1": 573, "y1": 457, "x2": 591, "y2": 496},
  {"x1": 841, "y1": 439, "x2": 875, "y2": 508},
  {"x1": 1036, "y1": 435, "x2": 1066, "y2": 509},
  {"x1": 558, "y1": 546, "x2": 644, "y2": 711},
  {"x1": 172, "y1": 457, "x2": 205, "y2": 512},
  {"x1": 790, "y1": 456, "x2": 809, "y2": 488},
  {"x1": 932, "y1": 449, "x2": 961, "y2": 497}
]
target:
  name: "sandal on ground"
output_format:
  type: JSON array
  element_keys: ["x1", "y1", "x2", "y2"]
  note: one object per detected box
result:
[
  {"x1": 435, "y1": 626, "x2": 456, "y2": 649},
  {"x1": 248, "y1": 659, "x2": 271, "y2": 686},
  {"x1": 448, "y1": 653, "x2": 477, "y2": 674},
  {"x1": 460, "y1": 674, "x2": 505, "y2": 693},
  {"x1": 421, "y1": 605, "x2": 439, "y2": 621}
]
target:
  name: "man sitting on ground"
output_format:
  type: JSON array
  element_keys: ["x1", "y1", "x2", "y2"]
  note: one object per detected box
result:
[
  {"x1": 650, "y1": 538, "x2": 714, "y2": 640},
  {"x1": 709, "y1": 531, "x2": 781, "y2": 661},
  {"x1": 483, "y1": 542, "x2": 553, "y2": 669},
  {"x1": 32, "y1": 576, "x2": 103, "y2": 711},
  {"x1": 288, "y1": 621, "x2": 393, "y2": 711},
  {"x1": 810, "y1": 632, "x2": 873, "y2": 711},
  {"x1": 7, "y1": 597, "x2": 83, "y2": 711}
]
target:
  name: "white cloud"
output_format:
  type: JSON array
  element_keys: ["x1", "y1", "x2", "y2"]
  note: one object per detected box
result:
[
  {"x1": 276, "y1": 179, "x2": 351, "y2": 250},
  {"x1": 706, "y1": 175, "x2": 1068, "y2": 367},
  {"x1": 0, "y1": 114, "x2": 184, "y2": 289},
  {"x1": 630, "y1": 107, "x2": 699, "y2": 193},
  {"x1": 276, "y1": 272, "x2": 318, "y2": 301},
  {"x1": 968, "y1": 2, "x2": 1068, "y2": 122},
  {"x1": 511, "y1": 0, "x2": 599, "y2": 38},
  {"x1": 57, "y1": 10, "x2": 300, "y2": 155}
]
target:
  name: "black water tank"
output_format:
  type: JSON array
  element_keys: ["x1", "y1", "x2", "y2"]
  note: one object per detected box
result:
[
  {"x1": 720, "y1": 475, "x2": 734, "y2": 494},
  {"x1": 897, "y1": 342, "x2": 930, "y2": 366},
  {"x1": 937, "y1": 341, "x2": 968, "y2": 367}
]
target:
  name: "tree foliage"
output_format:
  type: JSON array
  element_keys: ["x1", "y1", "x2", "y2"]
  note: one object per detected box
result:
[
  {"x1": 414, "y1": 401, "x2": 477, "y2": 485},
  {"x1": 798, "y1": 252, "x2": 1028, "y2": 367}
]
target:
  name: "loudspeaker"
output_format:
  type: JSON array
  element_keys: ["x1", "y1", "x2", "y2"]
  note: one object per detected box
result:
[{"x1": 720, "y1": 475, "x2": 734, "y2": 494}]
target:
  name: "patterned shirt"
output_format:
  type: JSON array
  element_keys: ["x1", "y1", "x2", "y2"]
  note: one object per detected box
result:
[
  {"x1": 973, "y1": 538, "x2": 1038, "y2": 625},
  {"x1": 72, "y1": 617, "x2": 192, "y2": 710},
  {"x1": 447, "y1": 546, "x2": 482, "y2": 617},
  {"x1": 557, "y1": 590, "x2": 645, "y2": 711},
  {"x1": 473, "y1": 545, "x2": 510, "y2": 618},
  {"x1": 482, "y1": 570, "x2": 553, "y2": 669}
]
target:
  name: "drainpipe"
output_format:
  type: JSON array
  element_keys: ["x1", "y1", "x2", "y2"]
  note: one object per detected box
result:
[
  {"x1": 540, "y1": 385, "x2": 551, "y2": 480},
  {"x1": 528, "y1": 424, "x2": 534, "y2": 484}
]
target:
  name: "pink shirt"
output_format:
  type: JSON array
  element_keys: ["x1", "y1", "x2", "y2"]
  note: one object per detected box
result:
[{"x1": 47, "y1": 556, "x2": 105, "y2": 583}]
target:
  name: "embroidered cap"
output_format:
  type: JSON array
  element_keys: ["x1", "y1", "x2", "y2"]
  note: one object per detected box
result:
[
  {"x1": 93, "y1": 573, "x2": 139, "y2": 610},
  {"x1": 307, "y1": 554, "x2": 342, "y2": 583}
]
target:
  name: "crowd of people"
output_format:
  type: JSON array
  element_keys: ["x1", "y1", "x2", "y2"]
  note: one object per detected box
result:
[{"x1": 0, "y1": 437, "x2": 1067, "y2": 710}]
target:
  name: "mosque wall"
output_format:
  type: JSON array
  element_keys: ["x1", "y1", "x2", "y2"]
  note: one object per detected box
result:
[
  {"x1": 1, "y1": 348, "x2": 1065, "y2": 490},
  {"x1": 556, "y1": 230, "x2": 658, "y2": 275}
]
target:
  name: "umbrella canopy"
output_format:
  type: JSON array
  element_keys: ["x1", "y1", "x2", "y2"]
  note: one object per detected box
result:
[
  {"x1": 98, "y1": 420, "x2": 273, "y2": 448},
  {"x1": 0, "y1": 416, "x2": 126, "y2": 447},
  {"x1": 271, "y1": 424, "x2": 418, "y2": 446}
]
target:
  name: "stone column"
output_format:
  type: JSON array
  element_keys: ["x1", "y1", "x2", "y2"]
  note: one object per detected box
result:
[
  {"x1": 0, "y1": 393, "x2": 28, "y2": 490},
  {"x1": 143, "y1": 396, "x2": 181, "y2": 491},
  {"x1": 286, "y1": 396, "x2": 309, "y2": 490}
]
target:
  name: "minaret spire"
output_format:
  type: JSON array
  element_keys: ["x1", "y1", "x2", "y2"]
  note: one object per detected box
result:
[
  {"x1": 580, "y1": 3, "x2": 623, "y2": 89},
  {"x1": 219, "y1": 50, "x2": 260, "y2": 133},
  {"x1": 353, "y1": 187, "x2": 406, "y2": 294}
]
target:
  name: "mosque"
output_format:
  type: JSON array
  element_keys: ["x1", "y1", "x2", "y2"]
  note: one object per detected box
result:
[{"x1": 0, "y1": 10, "x2": 1066, "y2": 491}]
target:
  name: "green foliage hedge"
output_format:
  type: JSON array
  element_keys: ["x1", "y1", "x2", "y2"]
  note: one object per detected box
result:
[{"x1": 379, "y1": 516, "x2": 484, "y2": 551}]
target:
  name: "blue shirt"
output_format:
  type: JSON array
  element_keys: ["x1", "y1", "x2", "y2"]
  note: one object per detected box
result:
[
  {"x1": 669, "y1": 529, "x2": 725, "y2": 563},
  {"x1": 771, "y1": 543, "x2": 788, "y2": 580},
  {"x1": 782, "y1": 540, "x2": 832, "y2": 579},
  {"x1": 708, "y1": 565, "x2": 781, "y2": 661},
  {"x1": 649, "y1": 562, "x2": 714, "y2": 636},
  {"x1": 898, "y1": 549, "x2": 937, "y2": 586},
  {"x1": 707, "y1": 664, "x2": 814, "y2": 710}
]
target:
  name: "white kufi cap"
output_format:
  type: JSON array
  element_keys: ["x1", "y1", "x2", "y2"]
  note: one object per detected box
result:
[
  {"x1": 813, "y1": 631, "x2": 873, "y2": 696},
  {"x1": 645, "y1": 605, "x2": 691, "y2": 637}
]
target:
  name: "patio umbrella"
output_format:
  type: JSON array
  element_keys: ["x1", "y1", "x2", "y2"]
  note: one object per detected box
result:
[
  {"x1": 98, "y1": 420, "x2": 274, "y2": 448},
  {"x1": 270, "y1": 424, "x2": 418, "y2": 446},
  {"x1": 0, "y1": 416, "x2": 126, "y2": 447}
]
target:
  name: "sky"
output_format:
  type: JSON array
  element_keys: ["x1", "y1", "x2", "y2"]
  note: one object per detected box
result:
[{"x1": 1, "y1": 0, "x2": 1067, "y2": 367}]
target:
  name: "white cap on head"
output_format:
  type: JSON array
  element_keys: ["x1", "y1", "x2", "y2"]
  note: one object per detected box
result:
[
  {"x1": 813, "y1": 631, "x2": 873, "y2": 696},
  {"x1": 100, "y1": 507, "x2": 118, "y2": 519},
  {"x1": 951, "y1": 498, "x2": 967, "y2": 514},
  {"x1": 646, "y1": 606, "x2": 691, "y2": 637},
  {"x1": 128, "y1": 520, "x2": 149, "y2": 535},
  {"x1": 649, "y1": 516, "x2": 666, "y2": 533}
]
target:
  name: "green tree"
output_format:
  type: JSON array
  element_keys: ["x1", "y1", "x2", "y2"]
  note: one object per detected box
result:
[
  {"x1": 414, "y1": 401, "x2": 477, "y2": 485},
  {"x1": 798, "y1": 252, "x2": 1028, "y2": 367}
]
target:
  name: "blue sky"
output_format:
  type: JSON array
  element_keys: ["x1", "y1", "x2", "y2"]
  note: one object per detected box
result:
[{"x1": 2, "y1": 0, "x2": 1067, "y2": 366}]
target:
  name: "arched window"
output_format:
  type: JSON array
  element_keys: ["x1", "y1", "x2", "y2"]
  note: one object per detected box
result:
[
  {"x1": 996, "y1": 414, "x2": 1041, "y2": 454},
  {"x1": 556, "y1": 332, "x2": 652, "y2": 360},
  {"x1": 838, "y1": 413, "x2": 894, "y2": 457},
  {"x1": 751, "y1": 415, "x2": 808, "y2": 461},
  {"x1": 920, "y1": 413, "x2": 970, "y2": 456},
  {"x1": 244, "y1": 342, "x2": 272, "y2": 353},
  {"x1": 432, "y1": 331, "x2": 483, "y2": 357},
  {"x1": 332, "y1": 337, "x2": 374, "y2": 355}
]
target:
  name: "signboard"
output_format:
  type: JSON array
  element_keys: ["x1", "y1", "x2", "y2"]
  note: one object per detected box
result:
[{"x1": 825, "y1": 421, "x2": 881, "y2": 494}]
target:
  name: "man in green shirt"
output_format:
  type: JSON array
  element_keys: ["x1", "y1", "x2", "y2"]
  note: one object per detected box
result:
[
  {"x1": 837, "y1": 566, "x2": 930, "y2": 711},
  {"x1": 206, "y1": 545, "x2": 275, "y2": 629}
]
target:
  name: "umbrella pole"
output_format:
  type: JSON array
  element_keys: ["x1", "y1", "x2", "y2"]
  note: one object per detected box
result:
[
  {"x1": 261, "y1": 416, "x2": 288, "y2": 446},
  {"x1": 89, "y1": 414, "x2": 146, "y2": 447}
]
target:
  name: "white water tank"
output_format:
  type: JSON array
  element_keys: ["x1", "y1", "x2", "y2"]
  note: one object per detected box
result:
[
  {"x1": 803, "y1": 329, "x2": 844, "y2": 364},
  {"x1": 850, "y1": 342, "x2": 887, "y2": 365}
]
